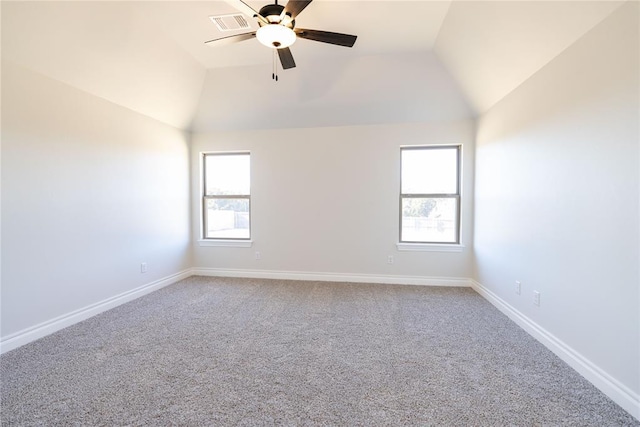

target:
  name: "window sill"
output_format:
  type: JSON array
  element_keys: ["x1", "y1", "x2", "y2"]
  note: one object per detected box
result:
[
  {"x1": 198, "y1": 239, "x2": 253, "y2": 248},
  {"x1": 396, "y1": 243, "x2": 465, "y2": 252}
]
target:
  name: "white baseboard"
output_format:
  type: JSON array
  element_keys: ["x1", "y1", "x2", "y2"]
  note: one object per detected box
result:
[
  {"x1": 191, "y1": 267, "x2": 471, "y2": 287},
  {"x1": 0, "y1": 269, "x2": 192, "y2": 354},
  {"x1": 470, "y1": 279, "x2": 640, "y2": 421}
]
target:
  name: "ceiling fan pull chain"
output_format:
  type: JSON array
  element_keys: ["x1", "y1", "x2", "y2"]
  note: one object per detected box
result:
[{"x1": 274, "y1": 49, "x2": 279, "y2": 82}]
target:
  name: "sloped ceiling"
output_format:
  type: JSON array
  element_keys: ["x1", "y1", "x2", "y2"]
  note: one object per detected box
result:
[
  {"x1": 1, "y1": 1, "x2": 626, "y2": 131},
  {"x1": 191, "y1": 51, "x2": 474, "y2": 131},
  {"x1": 1, "y1": 1, "x2": 206, "y2": 130},
  {"x1": 433, "y1": 0, "x2": 624, "y2": 114}
]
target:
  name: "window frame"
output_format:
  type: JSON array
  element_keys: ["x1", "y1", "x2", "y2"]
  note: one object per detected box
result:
[
  {"x1": 202, "y1": 151, "x2": 251, "y2": 241},
  {"x1": 399, "y1": 145, "x2": 461, "y2": 245}
]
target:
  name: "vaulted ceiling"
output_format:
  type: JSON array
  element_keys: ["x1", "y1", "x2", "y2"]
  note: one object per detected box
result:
[{"x1": 1, "y1": 1, "x2": 625, "y2": 131}]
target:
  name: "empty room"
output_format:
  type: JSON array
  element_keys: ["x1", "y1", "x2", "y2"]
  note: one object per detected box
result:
[{"x1": 1, "y1": 0, "x2": 638, "y2": 424}]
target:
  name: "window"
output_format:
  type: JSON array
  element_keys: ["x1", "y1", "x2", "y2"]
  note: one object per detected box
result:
[
  {"x1": 202, "y1": 152, "x2": 250, "y2": 240},
  {"x1": 400, "y1": 146, "x2": 460, "y2": 244}
]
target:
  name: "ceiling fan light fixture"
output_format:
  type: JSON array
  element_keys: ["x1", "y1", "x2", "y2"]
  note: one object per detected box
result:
[{"x1": 256, "y1": 24, "x2": 296, "y2": 49}]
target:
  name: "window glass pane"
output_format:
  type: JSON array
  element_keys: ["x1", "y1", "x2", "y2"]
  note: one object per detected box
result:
[
  {"x1": 401, "y1": 148, "x2": 457, "y2": 194},
  {"x1": 205, "y1": 198, "x2": 250, "y2": 239},
  {"x1": 401, "y1": 197, "x2": 457, "y2": 243},
  {"x1": 205, "y1": 154, "x2": 250, "y2": 196}
]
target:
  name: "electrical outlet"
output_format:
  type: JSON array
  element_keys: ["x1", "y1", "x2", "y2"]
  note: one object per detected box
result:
[
  {"x1": 533, "y1": 290, "x2": 540, "y2": 306},
  {"x1": 141, "y1": 263, "x2": 147, "y2": 273},
  {"x1": 387, "y1": 255, "x2": 394, "y2": 264},
  {"x1": 255, "y1": 251, "x2": 261, "y2": 260},
  {"x1": 515, "y1": 281, "x2": 521, "y2": 295}
]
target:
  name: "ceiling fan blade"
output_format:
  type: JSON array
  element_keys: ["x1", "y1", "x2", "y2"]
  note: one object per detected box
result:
[
  {"x1": 294, "y1": 28, "x2": 357, "y2": 48},
  {"x1": 224, "y1": 0, "x2": 268, "y2": 24},
  {"x1": 204, "y1": 32, "x2": 256, "y2": 46},
  {"x1": 277, "y1": 47, "x2": 296, "y2": 69},
  {"x1": 284, "y1": 0, "x2": 313, "y2": 18}
]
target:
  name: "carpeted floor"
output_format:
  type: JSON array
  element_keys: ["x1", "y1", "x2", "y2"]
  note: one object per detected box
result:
[{"x1": 1, "y1": 276, "x2": 637, "y2": 426}]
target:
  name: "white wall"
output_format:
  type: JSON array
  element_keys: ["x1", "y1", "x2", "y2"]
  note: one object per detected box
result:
[
  {"x1": 1, "y1": 61, "x2": 192, "y2": 338},
  {"x1": 474, "y1": 1, "x2": 639, "y2": 414},
  {"x1": 191, "y1": 121, "x2": 475, "y2": 280}
]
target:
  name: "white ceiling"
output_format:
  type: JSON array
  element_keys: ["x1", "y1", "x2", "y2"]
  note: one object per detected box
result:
[
  {"x1": 191, "y1": 51, "x2": 474, "y2": 131},
  {"x1": 136, "y1": 1, "x2": 453, "y2": 69},
  {"x1": 2, "y1": 1, "x2": 206, "y2": 129},
  {"x1": 1, "y1": 1, "x2": 626, "y2": 130},
  {"x1": 434, "y1": 0, "x2": 624, "y2": 113}
]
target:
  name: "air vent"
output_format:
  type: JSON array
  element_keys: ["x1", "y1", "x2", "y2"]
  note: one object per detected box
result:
[{"x1": 210, "y1": 14, "x2": 251, "y2": 32}]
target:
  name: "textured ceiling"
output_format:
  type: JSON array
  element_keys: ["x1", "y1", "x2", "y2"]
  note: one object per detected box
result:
[{"x1": 1, "y1": 1, "x2": 626, "y2": 130}]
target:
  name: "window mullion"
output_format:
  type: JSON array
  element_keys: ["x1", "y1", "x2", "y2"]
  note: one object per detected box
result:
[
  {"x1": 204, "y1": 195, "x2": 250, "y2": 199},
  {"x1": 401, "y1": 194, "x2": 459, "y2": 198}
]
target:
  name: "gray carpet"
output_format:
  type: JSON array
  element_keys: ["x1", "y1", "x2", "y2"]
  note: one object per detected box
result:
[{"x1": 1, "y1": 276, "x2": 637, "y2": 426}]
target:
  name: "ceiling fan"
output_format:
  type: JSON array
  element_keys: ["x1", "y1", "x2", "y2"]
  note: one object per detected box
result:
[{"x1": 205, "y1": 0, "x2": 357, "y2": 77}]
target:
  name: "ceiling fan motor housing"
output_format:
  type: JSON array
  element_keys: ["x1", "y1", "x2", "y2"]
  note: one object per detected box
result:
[{"x1": 258, "y1": 4, "x2": 294, "y2": 28}]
